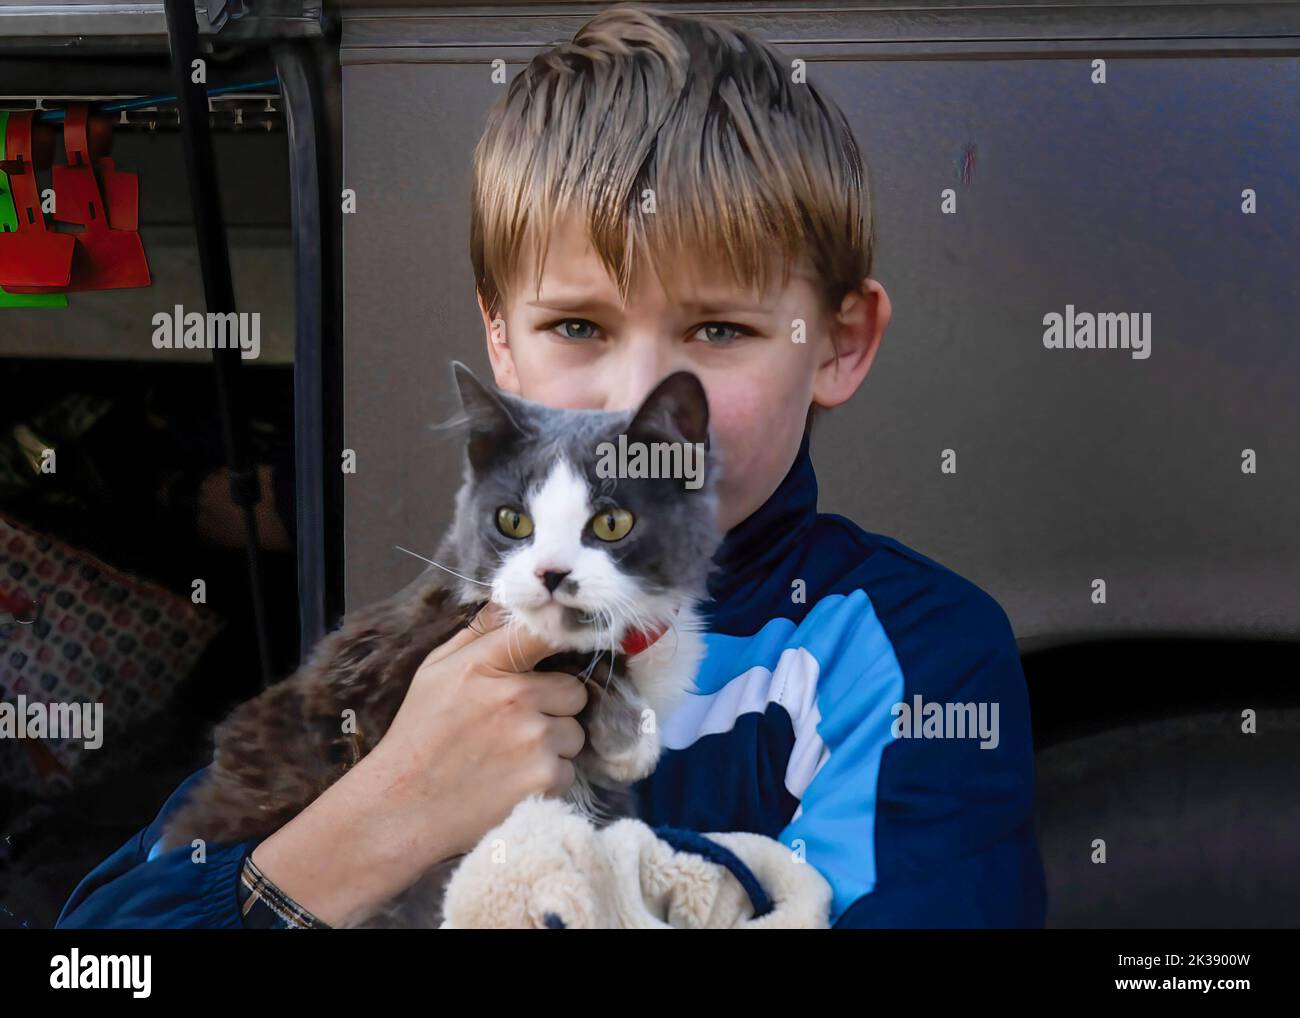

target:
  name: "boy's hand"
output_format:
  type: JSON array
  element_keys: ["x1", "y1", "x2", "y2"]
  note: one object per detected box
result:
[
  {"x1": 250, "y1": 604, "x2": 586, "y2": 927},
  {"x1": 368, "y1": 602, "x2": 589, "y2": 856}
]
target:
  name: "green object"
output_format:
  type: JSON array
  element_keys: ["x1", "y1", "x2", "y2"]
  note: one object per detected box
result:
[{"x1": 0, "y1": 111, "x2": 68, "y2": 308}]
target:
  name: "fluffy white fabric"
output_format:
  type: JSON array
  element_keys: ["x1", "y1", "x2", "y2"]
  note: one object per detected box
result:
[{"x1": 440, "y1": 796, "x2": 832, "y2": 929}]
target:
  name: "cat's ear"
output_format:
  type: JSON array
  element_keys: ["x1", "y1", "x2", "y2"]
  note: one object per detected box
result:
[
  {"x1": 452, "y1": 361, "x2": 525, "y2": 472},
  {"x1": 627, "y1": 371, "x2": 710, "y2": 449}
]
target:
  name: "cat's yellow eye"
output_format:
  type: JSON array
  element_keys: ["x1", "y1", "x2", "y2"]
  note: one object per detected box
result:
[
  {"x1": 495, "y1": 506, "x2": 534, "y2": 539},
  {"x1": 590, "y1": 507, "x2": 635, "y2": 542}
]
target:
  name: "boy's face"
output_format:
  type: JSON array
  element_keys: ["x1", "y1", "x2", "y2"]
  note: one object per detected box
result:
[{"x1": 478, "y1": 214, "x2": 889, "y2": 532}]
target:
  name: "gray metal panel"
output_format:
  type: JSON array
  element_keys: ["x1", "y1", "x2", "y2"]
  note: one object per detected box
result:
[
  {"x1": 813, "y1": 55, "x2": 1299, "y2": 649},
  {"x1": 0, "y1": 1, "x2": 321, "y2": 45},
  {"x1": 341, "y1": 2, "x2": 1300, "y2": 62},
  {"x1": 341, "y1": 5, "x2": 1300, "y2": 649},
  {"x1": 342, "y1": 61, "x2": 489, "y2": 602}
]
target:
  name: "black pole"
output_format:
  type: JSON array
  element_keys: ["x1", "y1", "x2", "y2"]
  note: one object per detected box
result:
[
  {"x1": 162, "y1": 0, "x2": 273, "y2": 686},
  {"x1": 274, "y1": 44, "x2": 326, "y2": 653}
]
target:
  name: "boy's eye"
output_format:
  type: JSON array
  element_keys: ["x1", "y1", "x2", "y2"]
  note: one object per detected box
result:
[
  {"x1": 551, "y1": 319, "x2": 601, "y2": 341},
  {"x1": 590, "y1": 507, "x2": 635, "y2": 542},
  {"x1": 495, "y1": 506, "x2": 534, "y2": 539},
  {"x1": 692, "y1": 322, "x2": 748, "y2": 345}
]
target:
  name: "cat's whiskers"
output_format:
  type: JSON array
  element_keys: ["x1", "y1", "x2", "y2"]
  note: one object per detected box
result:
[
  {"x1": 393, "y1": 545, "x2": 492, "y2": 588},
  {"x1": 577, "y1": 614, "x2": 607, "y2": 682},
  {"x1": 598, "y1": 605, "x2": 618, "y2": 702},
  {"x1": 577, "y1": 607, "x2": 616, "y2": 687},
  {"x1": 606, "y1": 591, "x2": 657, "y2": 639},
  {"x1": 608, "y1": 590, "x2": 685, "y2": 660},
  {"x1": 602, "y1": 606, "x2": 617, "y2": 694},
  {"x1": 498, "y1": 608, "x2": 525, "y2": 673},
  {"x1": 606, "y1": 588, "x2": 652, "y2": 627}
]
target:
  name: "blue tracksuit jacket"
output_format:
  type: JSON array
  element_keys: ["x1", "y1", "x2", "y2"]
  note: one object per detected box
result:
[{"x1": 56, "y1": 434, "x2": 1046, "y2": 928}]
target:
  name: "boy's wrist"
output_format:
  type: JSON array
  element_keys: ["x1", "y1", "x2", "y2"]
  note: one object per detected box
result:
[
  {"x1": 237, "y1": 849, "x2": 332, "y2": 928},
  {"x1": 249, "y1": 801, "x2": 375, "y2": 927},
  {"x1": 249, "y1": 751, "x2": 458, "y2": 927},
  {"x1": 248, "y1": 767, "x2": 396, "y2": 927}
]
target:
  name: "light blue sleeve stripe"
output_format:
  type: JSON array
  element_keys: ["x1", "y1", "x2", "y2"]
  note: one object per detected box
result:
[
  {"x1": 689, "y1": 616, "x2": 799, "y2": 695},
  {"x1": 777, "y1": 589, "x2": 905, "y2": 924},
  {"x1": 146, "y1": 837, "x2": 163, "y2": 862}
]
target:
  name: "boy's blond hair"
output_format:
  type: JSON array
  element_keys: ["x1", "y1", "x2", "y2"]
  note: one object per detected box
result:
[{"x1": 470, "y1": 3, "x2": 874, "y2": 324}]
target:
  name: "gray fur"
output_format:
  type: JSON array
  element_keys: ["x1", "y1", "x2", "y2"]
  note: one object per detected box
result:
[{"x1": 436, "y1": 362, "x2": 721, "y2": 620}]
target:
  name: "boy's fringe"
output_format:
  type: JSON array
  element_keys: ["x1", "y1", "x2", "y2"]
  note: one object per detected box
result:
[{"x1": 470, "y1": 3, "x2": 874, "y2": 323}]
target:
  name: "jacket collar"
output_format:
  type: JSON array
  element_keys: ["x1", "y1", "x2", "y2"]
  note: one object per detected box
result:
[{"x1": 706, "y1": 432, "x2": 818, "y2": 614}]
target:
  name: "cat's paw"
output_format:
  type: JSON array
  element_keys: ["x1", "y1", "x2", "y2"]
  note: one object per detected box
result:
[{"x1": 595, "y1": 731, "x2": 662, "y2": 784}]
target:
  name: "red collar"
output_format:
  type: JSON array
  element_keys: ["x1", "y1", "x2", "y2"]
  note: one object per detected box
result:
[{"x1": 619, "y1": 619, "x2": 672, "y2": 657}]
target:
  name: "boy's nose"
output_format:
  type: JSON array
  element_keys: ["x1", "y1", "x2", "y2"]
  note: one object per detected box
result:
[{"x1": 603, "y1": 352, "x2": 689, "y2": 412}]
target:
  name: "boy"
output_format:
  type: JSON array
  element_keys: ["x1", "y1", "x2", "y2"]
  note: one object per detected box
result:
[{"x1": 57, "y1": 5, "x2": 1044, "y2": 929}]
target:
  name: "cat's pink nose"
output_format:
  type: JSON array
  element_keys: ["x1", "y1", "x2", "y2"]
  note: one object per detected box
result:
[{"x1": 538, "y1": 569, "x2": 571, "y2": 593}]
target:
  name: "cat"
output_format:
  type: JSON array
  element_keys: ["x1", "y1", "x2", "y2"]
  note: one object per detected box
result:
[{"x1": 158, "y1": 362, "x2": 722, "y2": 927}]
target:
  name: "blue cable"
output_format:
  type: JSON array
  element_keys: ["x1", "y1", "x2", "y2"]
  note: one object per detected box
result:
[{"x1": 34, "y1": 79, "x2": 280, "y2": 122}]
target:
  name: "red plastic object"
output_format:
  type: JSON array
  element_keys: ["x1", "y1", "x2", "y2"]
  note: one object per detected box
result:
[
  {"x1": 51, "y1": 104, "x2": 149, "y2": 291},
  {"x1": 0, "y1": 111, "x2": 75, "y2": 292},
  {"x1": 98, "y1": 157, "x2": 139, "y2": 231},
  {"x1": 85, "y1": 113, "x2": 112, "y2": 163},
  {"x1": 84, "y1": 110, "x2": 139, "y2": 231}
]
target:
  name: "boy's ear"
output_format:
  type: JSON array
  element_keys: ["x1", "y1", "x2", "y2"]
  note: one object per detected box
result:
[
  {"x1": 628, "y1": 371, "x2": 710, "y2": 449},
  {"x1": 813, "y1": 277, "x2": 890, "y2": 409},
  {"x1": 451, "y1": 361, "x2": 525, "y2": 471},
  {"x1": 477, "y1": 291, "x2": 521, "y2": 395}
]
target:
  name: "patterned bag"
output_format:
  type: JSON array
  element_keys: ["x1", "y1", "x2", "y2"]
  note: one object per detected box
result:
[{"x1": 0, "y1": 512, "x2": 224, "y2": 794}]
